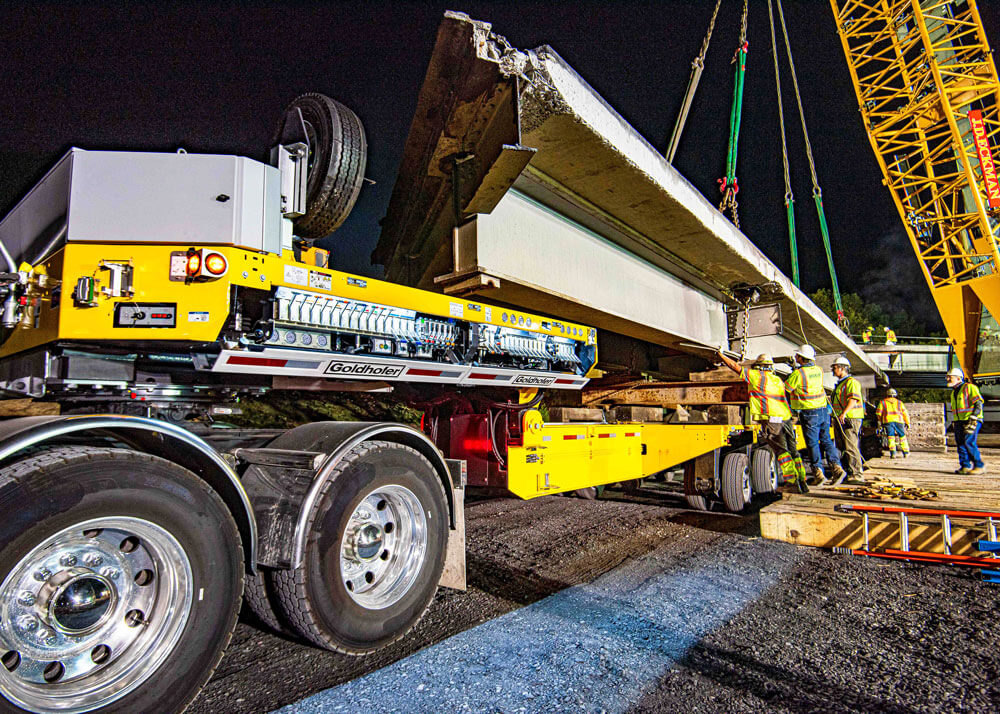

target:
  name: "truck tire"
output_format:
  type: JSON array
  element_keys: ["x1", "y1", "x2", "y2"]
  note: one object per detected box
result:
[
  {"x1": 682, "y1": 461, "x2": 711, "y2": 511},
  {"x1": 243, "y1": 570, "x2": 289, "y2": 636},
  {"x1": 751, "y1": 448, "x2": 779, "y2": 495},
  {"x1": 684, "y1": 494, "x2": 710, "y2": 511},
  {"x1": 272, "y1": 441, "x2": 447, "y2": 654},
  {"x1": 278, "y1": 93, "x2": 367, "y2": 240},
  {"x1": 721, "y1": 451, "x2": 751, "y2": 513},
  {"x1": 0, "y1": 447, "x2": 243, "y2": 714}
]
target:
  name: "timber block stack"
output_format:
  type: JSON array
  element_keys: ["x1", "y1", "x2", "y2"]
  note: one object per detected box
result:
[
  {"x1": 547, "y1": 407, "x2": 604, "y2": 423},
  {"x1": 904, "y1": 402, "x2": 947, "y2": 453},
  {"x1": 609, "y1": 406, "x2": 663, "y2": 422}
]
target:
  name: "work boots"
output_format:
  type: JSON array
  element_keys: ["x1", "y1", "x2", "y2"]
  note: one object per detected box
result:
[{"x1": 829, "y1": 465, "x2": 847, "y2": 486}]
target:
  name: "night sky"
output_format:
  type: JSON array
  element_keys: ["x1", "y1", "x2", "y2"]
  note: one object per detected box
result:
[{"x1": 3, "y1": 1, "x2": 999, "y2": 332}]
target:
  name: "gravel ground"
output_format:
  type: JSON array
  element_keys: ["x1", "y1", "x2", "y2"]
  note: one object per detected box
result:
[{"x1": 191, "y1": 480, "x2": 1000, "y2": 713}]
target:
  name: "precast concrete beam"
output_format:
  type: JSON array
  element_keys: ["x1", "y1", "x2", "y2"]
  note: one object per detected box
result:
[{"x1": 376, "y1": 11, "x2": 879, "y2": 377}]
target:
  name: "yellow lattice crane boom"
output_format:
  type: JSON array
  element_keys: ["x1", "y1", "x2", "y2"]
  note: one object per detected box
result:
[{"x1": 831, "y1": 0, "x2": 1000, "y2": 379}]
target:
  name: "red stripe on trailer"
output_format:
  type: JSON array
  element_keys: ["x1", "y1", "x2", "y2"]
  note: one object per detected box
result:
[
  {"x1": 227, "y1": 356, "x2": 288, "y2": 368},
  {"x1": 563, "y1": 434, "x2": 585, "y2": 440},
  {"x1": 467, "y1": 372, "x2": 501, "y2": 380},
  {"x1": 407, "y1": 368, "x2": 443, "y2": 377},
  {"x1": 554, "y1": 378, "x2": 575, "y2": 384},
  {"x1": 624, "y1": 432, "x2": 640, "y2": 437},
  {"x1": 597, "y1": 433, "x2": 616, "y2": 439}
]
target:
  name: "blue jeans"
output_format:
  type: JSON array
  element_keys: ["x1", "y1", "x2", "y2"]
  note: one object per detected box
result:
[
  {"x1": 954, "y1": 420, "x2": 984, "y2": 469},
  {"x1": 799, "y1": 406, "x2": 841, "y2": 472}
]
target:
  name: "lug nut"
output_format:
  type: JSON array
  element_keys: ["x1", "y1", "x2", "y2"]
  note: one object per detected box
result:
[
  {"x1": 59, "y1": 554, "x2": 77, "y2": 567},
  {"x1": 33, "y1": 569, "x2": 52, "y2": 582},
  {"x1": 18, "y1": 591, "x2": 36, "y2": 606},
  {"x1": 17, "y1": 615, "x2": 38, "y2": 632},
  {"x1": 40, "y1": 629, "x2": 57, "y2": 646},
  {"x1": 101, "y1": 567, "x2": 120, "y2": 580},
  {"x1": 83, "y1": 553, "x2": 103, "y2": 567}
]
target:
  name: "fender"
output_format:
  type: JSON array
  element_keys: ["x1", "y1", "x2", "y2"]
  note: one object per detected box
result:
[
  {"x1": 0, "y1": 415, "x2": 257, "y2": 570},
  {"x1": 258, "y1": 421, "x2": 456, "y2": 568}
]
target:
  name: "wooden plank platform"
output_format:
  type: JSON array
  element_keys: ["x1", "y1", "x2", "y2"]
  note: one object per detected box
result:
[{"x1": 760, "y1": 449, "x2": 1000, "y2": 555}]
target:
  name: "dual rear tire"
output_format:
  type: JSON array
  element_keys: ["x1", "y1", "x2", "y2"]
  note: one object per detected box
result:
[{"x1": 248, "y1": 441, "x2": 449, "y2": 654}]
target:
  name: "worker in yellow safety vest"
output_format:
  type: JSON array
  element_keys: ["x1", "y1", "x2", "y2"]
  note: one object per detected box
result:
[
  {"x1": 717, "y1": 350, "x2": 808, "y2": 493},
  {"x1": 883, "y1": 326, "x2": 897, "y2": 345},
  {"x1": 786, "y1": 344, "x2": 846, "y2": 486},
  {"x1": 947, "y1": 367, "x2": 985, "y2": 475},
  {"x1": 831, "y1": 356, "x2": 865, "y2": 483},
  {"x1": 876, "y1": 388, "x2": 910, "y2": 459},
  {"x1": 861, "y1": 326, "x2": 873, "y2": 344}
]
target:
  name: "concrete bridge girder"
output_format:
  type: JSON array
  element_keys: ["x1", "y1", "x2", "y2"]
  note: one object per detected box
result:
[{"x1": 376, "y1": 11, "x2": 879, "y2": 379}]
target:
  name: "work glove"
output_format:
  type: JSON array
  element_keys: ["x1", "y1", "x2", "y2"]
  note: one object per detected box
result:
[{"x1": 964, "y1": 419, "x2": 979, "y2": 435}]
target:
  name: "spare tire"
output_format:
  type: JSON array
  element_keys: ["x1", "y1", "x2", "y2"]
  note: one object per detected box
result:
[{"x1": 275, "y1": 93, "x2": 367, "y2": 240}]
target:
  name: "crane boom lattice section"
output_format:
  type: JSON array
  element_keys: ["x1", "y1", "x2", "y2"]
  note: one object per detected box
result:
[{"x1": 831, "y1": 0, "x2": 1000, "y2": 377}]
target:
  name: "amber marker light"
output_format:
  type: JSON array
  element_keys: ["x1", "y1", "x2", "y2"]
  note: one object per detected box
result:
[{"x1": 204, "y1": 252, "x2": 227, "y2": 276}]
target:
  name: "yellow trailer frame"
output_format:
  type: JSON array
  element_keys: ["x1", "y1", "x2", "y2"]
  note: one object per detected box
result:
[{"x1": 505, "y1": 409, "x2": 756, "y2": 499}]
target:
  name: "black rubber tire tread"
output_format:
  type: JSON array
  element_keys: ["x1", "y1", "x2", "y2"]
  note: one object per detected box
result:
[
  {"x1": 751, "y1": 448, "x2": 779, "y2": 495},
  {"x1": 243, "y1": 569, "x2": 290, "y2": 636},
  {"x1": 622, "y1": 478, "x2": 642, "y2": 494},
  {"x1": 721, "y1": 451, "x2": 751, "y2": 513},
  {"x1": 279, "y1": 93, "x2": 367, "y2": 240},
  {"x1": 0, "y1": 446, "x2": 243, "y2": 714},
  {"x1": 573, "y1": 487, "x2": 598, "y2": 500},
  {"x1": 271, "y1": 440, "x2": 447, "y2": 655},
  {"x1": 684, "y1": 494, "x2": 710, "y2": 511},
  {"x1": 682, "y1": 460, "x2": 712, "y2": 511}
]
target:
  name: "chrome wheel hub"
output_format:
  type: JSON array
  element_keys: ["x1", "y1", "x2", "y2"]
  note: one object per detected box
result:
[
  {"x1": 0, "y1": 517, "x2": 193, "y2": 713},
  {"x1": 340, "y1": 485, "x2": 427, "y2": 610}
]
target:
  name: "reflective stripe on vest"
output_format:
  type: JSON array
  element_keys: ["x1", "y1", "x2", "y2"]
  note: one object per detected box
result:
[
  {"x1": 952, "y1": 382, "x2": 983, "y2": 420},
  {"x1": 833, "y1": 377, "x2": 864, "y2": 419},
  {"x1": 878, "y1": 398, "x2": 905, "y2": 423},
  {"x1": 789, "y1": 364, "x2": 826, "y2": 410},
  {"x1": 743, "y1": 368, "x2": 791, "y2": 420}
]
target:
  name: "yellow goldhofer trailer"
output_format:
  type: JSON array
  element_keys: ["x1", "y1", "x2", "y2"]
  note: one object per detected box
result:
[{"x1": 0, "y1": 94, "x2": 771, "y2": 714}]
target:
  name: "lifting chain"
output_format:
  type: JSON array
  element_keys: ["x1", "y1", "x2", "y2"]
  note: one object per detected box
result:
[
  {"x1": 718, "y1": 0, "x2": 749, "y2": 228},
  {"x1": 739, "y1": 298, "x2": 751, "y2": 362}
]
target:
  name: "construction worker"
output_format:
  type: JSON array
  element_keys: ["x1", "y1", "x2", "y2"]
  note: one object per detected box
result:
[
  {"x1": 831, "y1": 356, "x2": 865, "y2": 483},
  {"x1": 861, "y1": 326, "x2": 873, "y2": 344},
  {"x1": 947, "y1": 367, "x2": 985, "y2": 475},
  {"x1": 786, "y1": 344, "x2": 846, "y2": 485},
  {"x1": 717, "y1": 350, "x2": 808, "y2": 493},
  {"x1": 883, "y1": 326, "x2": 897, "y2": 345},
  {"x1": 876, "y1": 388, "x2": 910, "y2": 458}
]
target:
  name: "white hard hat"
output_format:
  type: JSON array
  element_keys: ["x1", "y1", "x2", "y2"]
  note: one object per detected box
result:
[
  {"x1": 887, "y1": 388, "x2": 898, "y2": 397},
  {"x1": 754, "y1": 353, "x2": 774, "y2": 367},
  {"x1": 946, "y1": 368, "x2": 964, "y2": 379},
  {"x1": 883, "y1": 326, "x2": 890, "y2": 331},
  {"x1": 832, "y1": 356, "x2": 851, "y2": 369},
  {"x1": 795, "y1": 344, "x2": 816, "y2": 361}
]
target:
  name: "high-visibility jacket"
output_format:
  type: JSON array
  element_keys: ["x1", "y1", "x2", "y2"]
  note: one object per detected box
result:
[
  {"x1": 861, "y1": 330, "x2": 872, "y2": 344},
  {"x1": 833, "y1": 376, "x2": 864, "y2": 419},
  {"x1": 741, "y1": 367, "x2": 791, "y2": 420},
  {"x1": 951, "y1": 381, "x2": 984, "y2": 421},
  {"x1": 885, "y1": 329, "x2": 897, "y2": 343},
  {"x1": 877, "y1": 397, "x2": 909, "y2": 426},
  {"x1": 786, "y1": 363, "x2": 827, "y2": 411}
]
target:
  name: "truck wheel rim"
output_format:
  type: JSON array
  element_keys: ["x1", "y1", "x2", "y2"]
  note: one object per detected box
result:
[
  {"x1": 0, "y1": 517, "x2": 193, "y2": 713},
  {"x1": 340, "y1": 485, "x2": 427, "y2": 610}
]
